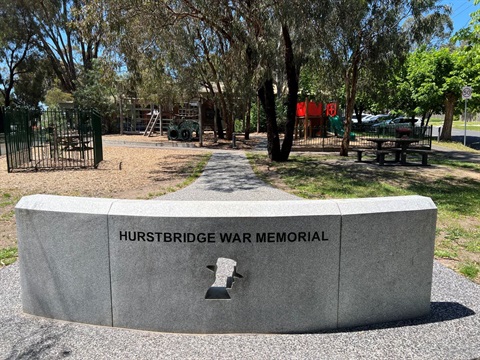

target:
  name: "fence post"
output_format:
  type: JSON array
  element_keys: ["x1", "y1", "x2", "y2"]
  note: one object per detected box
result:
[{"x1": 92, "y1": 110, "x2": 103, "y2": 167}]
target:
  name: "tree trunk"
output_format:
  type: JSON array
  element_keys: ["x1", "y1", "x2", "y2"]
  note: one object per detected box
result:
[
  {"x1": 225, "y1": 111, "x2": 234, "y2": 140},
  {"x1": 354, "y1": 105, "x2": 363, "y2": 124},
  {"x1": 279, "y1": 24, "x2": 299, "y2": 162},
  {"x1": 4, "y1": 91, "x2": 11, "y2": 107},
  {"x1": 341, "y1": 55, "x2": 360, "y2": 156},
  {"x1": 258, "y1": 79, "x2": 281, "y2": 161},
  {"x1": 216, "y1": 108, "x2": 224, "y2": 139},
  {"x1": 440, "y1": 93, "x2": 456, "y2": 141},
  {"x1": 245, "y1": 97, "x2": 251, "y2": 140}
]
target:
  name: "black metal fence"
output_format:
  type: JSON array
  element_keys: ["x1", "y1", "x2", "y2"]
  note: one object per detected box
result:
[
  {"x1": 2, "y1": 107, "x2": 103, "y2": 172},
  {"x1": 293, "y1": 120, "x2": 432, "y2": 151}
]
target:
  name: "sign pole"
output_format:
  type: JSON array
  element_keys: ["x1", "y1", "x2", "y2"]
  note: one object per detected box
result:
[
  {"x1": 462, "y1": 85, "x2": 472, "y2": 147},
  {"x1": 464, "y1": 99, "x2": 468, "y2": 146}
]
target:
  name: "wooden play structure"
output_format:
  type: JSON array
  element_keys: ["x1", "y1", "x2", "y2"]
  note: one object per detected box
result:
[
  {"x1": 121, "y1": 99, "x2": 222, "y2": 141},
  {"x1": 143, "y1": 102, "x2": 201, "y2": 140},
  {"x1": 295, "y1": 100, "x2": 338, "y2": 140}
]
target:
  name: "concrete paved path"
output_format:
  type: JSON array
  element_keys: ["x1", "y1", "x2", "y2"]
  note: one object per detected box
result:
[
  {"x1": 158, "y1": 152, "x2": 298, "y2": 201},
  {"x1": 1, "y1": 150, "x2": 480, "y2": 359}
]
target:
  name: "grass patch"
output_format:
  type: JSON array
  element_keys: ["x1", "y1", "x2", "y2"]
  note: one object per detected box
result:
[
  {"x1": 0, "y1": 192, "x2": 17, "y2": 208},
  {"x1": 0, "y1": 246, "x2": 18, "y2": 267},
  {"x1": 182, "y1": 153, "x2": 212, "y2": 185},
  {"x1": 434, "y1": 249, "x2": 458, "y2": 259},
  {"x1": 248, "y1": 151, "x2": 480, "y2": 283},
  {"x1": 145, "y1": 153, "x2": 211, "y2": 199},
  {"x1": 459, "y1": 262, "x2": 480, "y2": 279},
  {"x1": 432, "y1": 140, "x2": 480, "y2": 154},
  {"x1": 430, "y1": 158, "x2": 480, "y2": 172},
  {"x1": 429, "y1": 119, "x2": 480, "y2": 132}
]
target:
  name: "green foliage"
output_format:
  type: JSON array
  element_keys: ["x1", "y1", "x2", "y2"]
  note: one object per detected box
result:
[
  {"x1": 434, "y1": 249, "x2": 457, "y2": 259},
  {"x1": 0, "y1": 1, "x2": 36, "y2": 106},
  {"x1": 459, "y1": 262, "x2": 480, "y2": 279},
  {"x1": 0, "y1": 247, "x2": 17, "y2": 267},
  {"x1": 14, "y1": 56, "x2": 52, "y2": 108},
  {"x1": 74, "y1": 59, "x2": 115, "y2": 113},
  {"x1": 44, "y1": 85, "x2": 74, "y2": 109},
  {"x1": 249, "y1": 100, "x2": 267, "y2": 133},
  {"x1": 391, "y1": 45, "x2": 476, "y2": 137},
  {"x1": 73, "y1": 58, "x2": 118, "y2": 132},
  {"x1": 316, "y1": 1, "x2": 451, "y2": 154}
]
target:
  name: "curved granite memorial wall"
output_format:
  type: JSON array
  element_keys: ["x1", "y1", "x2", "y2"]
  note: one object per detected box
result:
[{"x1": 15, "y1": 195, "x2": 437, "y2": 333}]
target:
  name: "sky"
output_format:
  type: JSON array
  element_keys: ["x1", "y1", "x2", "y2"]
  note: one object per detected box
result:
[{"x1": 441, "y1": 0, "x2": 480, "y2": 33}]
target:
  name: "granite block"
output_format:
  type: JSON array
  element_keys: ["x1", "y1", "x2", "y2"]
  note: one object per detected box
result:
[
  {"x1": 15, "y1": 195, "x2": 114, "y2": 326},
  {"x1": 15, "y1": 194, "x2": 437, "y2": 334},
  {"x1": 335, "y1": 196, "x2": 437, "y2": 328},
  {"x1": 108, "y1": 200, "x2": 342, "y2": 333}
]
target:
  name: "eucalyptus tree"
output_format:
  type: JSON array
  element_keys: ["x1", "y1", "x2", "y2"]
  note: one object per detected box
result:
[
  {"x1": 101, "y1": 1, "x2": 253, "y2": 141},
  {"x1": 13, "y1": 55, "x2": 51, "y2": 108},
  {"x1": 99, "y1": 0, "x2": 330, "y2": 160},
  {"x1": 319, "y1": 0, "x2": 451, "y2": 155},
  {"x1": 0, "y1": 0, "x2": 36, "y2": 106},
  {"x1": 16, "y1": 0, "x2": 105, "y2": 93},
  {"x1": 255, "y1": 1, "x2": 330, "y2": 161}
]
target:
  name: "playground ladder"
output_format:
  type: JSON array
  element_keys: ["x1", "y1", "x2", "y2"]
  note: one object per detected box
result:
[{"x1": 143, "y1": 110, "x2": 160, "y2": 136}]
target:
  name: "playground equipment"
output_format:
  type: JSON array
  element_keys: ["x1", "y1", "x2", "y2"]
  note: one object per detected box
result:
[
  {"x1": 294, "y1": 100, "x2": 343, "y2": 141},
  {"x1": 294, "y1": 100, "x2": 325, "y2": 140},
  {"x1": 168, "y1": 119, "x2": 200, "y2": 141},
  {"x1": 143, "y1": 110, "x2": 161, "y2": 137},
  {"x1": 329, "y1": 116, "x2": 356, "y2": 141}
]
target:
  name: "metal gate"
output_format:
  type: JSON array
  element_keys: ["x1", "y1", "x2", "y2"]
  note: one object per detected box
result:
[{"x1": 2, "y1": 108, "x2": 103, "y2": 172}]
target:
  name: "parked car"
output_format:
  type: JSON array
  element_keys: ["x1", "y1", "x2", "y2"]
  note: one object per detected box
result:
[
  {"x1": 360, "y1": 114, "x2": 375, "y2": 123},
  {"x1": 390, "y1": 116, "x2": 421, "y2": 126},
  {"x1": 366, "y1": 114, "x2": 392, "y2": 124},
  {"x1": 372, "y1": 116, "x2": 421, "y2": 128}
]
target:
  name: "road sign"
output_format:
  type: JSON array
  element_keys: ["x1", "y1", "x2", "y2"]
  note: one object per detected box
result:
[{"x1": 462, "y1": 86, "x2": 473, "y2": 100}]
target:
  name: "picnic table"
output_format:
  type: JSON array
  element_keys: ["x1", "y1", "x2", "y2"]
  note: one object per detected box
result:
[{"x1": 358, "y1": 138, "x2": 431, "y2": 165}]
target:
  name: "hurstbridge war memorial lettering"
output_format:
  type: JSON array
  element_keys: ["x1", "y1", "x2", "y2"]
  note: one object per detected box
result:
[{"x1": 119, "y1": 230, "x2": 330, "y2": 243}]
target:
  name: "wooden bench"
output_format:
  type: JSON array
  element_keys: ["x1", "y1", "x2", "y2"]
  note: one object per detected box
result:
[
  {"x1": 355, "y1": 149, "x2": 392, "y2": 165},
  {"x1": 355, "y1": 149, "x2": 375, "y2": 162},
  {"x1": 405, "y1": 149, "x2": 433, "y2": 166}
]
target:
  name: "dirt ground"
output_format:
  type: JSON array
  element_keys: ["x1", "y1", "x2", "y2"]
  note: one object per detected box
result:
[
  {"x1": 104, "y1": 132, "x2": 264, "y2": 151},
  {"x1": 0, "y1": 132, "x2": 267, "y2": 252},
  {"x1": 0, "y1": 144, "x2": 212, "y2": 250}
]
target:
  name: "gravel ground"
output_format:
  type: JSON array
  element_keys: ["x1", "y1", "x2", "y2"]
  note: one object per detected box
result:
[
  {"x1": 1, "y1": 261, "x2": 479, "y2": 359},
  {"x1": 1, "y1": 151, "x2": 479, "y2": 359}
]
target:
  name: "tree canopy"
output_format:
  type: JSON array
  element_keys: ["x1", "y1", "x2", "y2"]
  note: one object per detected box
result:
[{"x1": 3, "y1": 0, "x2": 480, "y2": 155}]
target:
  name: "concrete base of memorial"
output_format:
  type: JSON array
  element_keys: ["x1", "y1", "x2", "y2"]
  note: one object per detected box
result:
[{"x1": 15, "y1": 195, "x2": 436, "y2": 334}]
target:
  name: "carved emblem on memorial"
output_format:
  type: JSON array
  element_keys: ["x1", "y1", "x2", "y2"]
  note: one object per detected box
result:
[{"x1": 205, "y1": 258, "x2": 243, "y2": 300}]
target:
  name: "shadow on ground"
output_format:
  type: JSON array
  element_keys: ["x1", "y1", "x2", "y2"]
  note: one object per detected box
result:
[{"x1": 333, "y1": 302, "x2": 476, "y2": 334}]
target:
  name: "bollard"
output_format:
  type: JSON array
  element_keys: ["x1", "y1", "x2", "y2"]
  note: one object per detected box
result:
[
  {"x1": 437, "y1": 126, "x2": 441, "y2": 141},
  {"x1": 232, "y1": 133, "x2": 237, "y2": 148}
]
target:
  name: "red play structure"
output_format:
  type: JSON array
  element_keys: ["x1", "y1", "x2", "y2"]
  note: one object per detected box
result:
[{"x1": 294, "y1": 100, "x2": 338, "y2": 140}]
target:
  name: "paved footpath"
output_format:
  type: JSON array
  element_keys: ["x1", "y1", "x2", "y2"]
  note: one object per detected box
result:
[
  {"x1": 158, "y1": 152, "x2": 298, "y2": 201},
  {"x1": 1, "y1": 151, "x2": 480, "y2": 359}
]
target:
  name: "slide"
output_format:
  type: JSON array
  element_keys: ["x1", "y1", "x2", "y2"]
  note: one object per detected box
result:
[{"x1": 329, "y1": 116, "x2": 356, "y2": 141}]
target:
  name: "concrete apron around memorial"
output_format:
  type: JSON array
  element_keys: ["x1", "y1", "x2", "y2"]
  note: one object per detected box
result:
[{"x1": 16, "y1": 195, "x2": 437, "y2": 334}]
